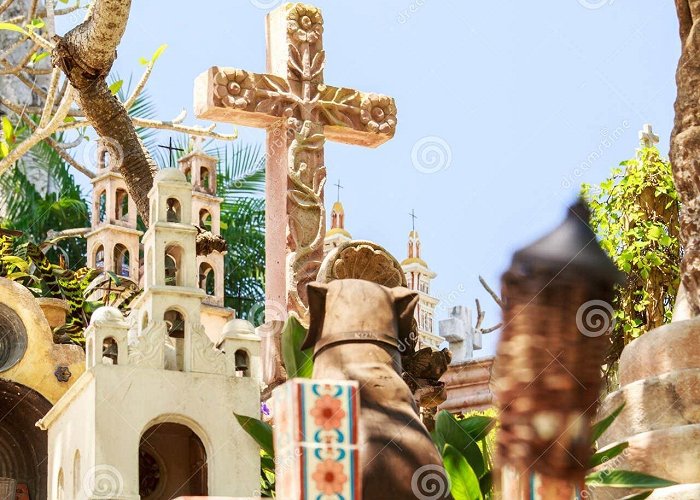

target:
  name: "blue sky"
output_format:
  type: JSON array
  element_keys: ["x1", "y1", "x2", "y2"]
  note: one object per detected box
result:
[{"x1": 58, "y1": 0, "x2": 679, "y2": 356}]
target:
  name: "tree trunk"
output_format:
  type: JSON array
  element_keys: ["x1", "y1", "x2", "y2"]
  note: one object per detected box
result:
[
  {"x1": 51, "y1": 0, "x2": 157, "y2": 224},
  {"x1": 670, "y1": 0, "x2": 700, "y2": 316}
]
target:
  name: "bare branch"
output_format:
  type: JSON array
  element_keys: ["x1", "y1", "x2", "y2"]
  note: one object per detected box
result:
[
  {"x1": 474, "y1": 298, "x2": 485, "y2": 331},
  {"x1": 4, "y1": 3, "x2": 82, "y2": 24},
  {"x1": 24, "y1": 27, "x2": 54, "y2": 51},
  {"x1": 45, "y1": 136, "x2": 94, "y2": 178},
  {"x1": 481, "y1": 323, "x2": 503, "y2": 334},
  {"x1": 0, "y1": 41, "x2": 38, "y2": 75},
  {"x1": 44, "y1": 0, "x2": 55, "y2": 38},
  {"x1": 479, "y1": 275, "x2": 504, "y2": 308},
  {"x1": 0, "y1": 35, "x2": 29, "y2": 65},
  {"x1": 45, "y1": 227, "x2": 90, "y2": 244},
  {"x1": 25, "y1": 0, "x2": 38, "y2": 22},
  {"x1": 39, "y1": 67, "x2": 61, "y2": 128},
  {"x1": 0, "y1": 0, "x2": 17, "y2": 17},
  {"x1": 124, "y1": 59, "x2": 156, "y2": 110},
  {"x1": 131, "y1": 117, "x2": 237, "y2": 141},
  {"x1": 0, "y1": 86, "x2": 75, "y2": 174}
]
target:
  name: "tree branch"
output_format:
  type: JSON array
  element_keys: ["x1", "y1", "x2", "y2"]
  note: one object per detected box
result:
[
  {"x1": 0, "y1": 86, "x2": 75, "y2": 174},
  {"x1": 479, "y1": 274, "x2": 504, "y2": 308},
  {"x1": 131, "y1": 117, "x2": 237, "y2": 141}
]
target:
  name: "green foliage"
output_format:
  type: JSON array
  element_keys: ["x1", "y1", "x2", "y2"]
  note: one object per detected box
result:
[
  {"x1": 585, "y1": 403, "x2": 676, "y2": 495},
  {"x1": 442, "y1": 444, "x2": 482, "y2": 500},
  {"x1": 280, "y1": 315, "x2": 314, "y2": 379},
  {"x1": 582, "y1": 146, "x2": 681, "y2": 387},
  {"x1": 585, "y1": 470, "x2": 676, "y2": 489},
  {"x1": 0, "y1": 130, "x2": 89, "y2": 267},
  {"x1": 432, "y1": 410, "x2": 496, "y2": 499},
  {"x1": 0, "y1": 235, "x2": 136, "y2": 344},
  {"x1": 234, "y1": 413, "x2": 275, "y2": 457},
  {"x1": 217, "y1": 143, "x2": 266, "y2": 319}
]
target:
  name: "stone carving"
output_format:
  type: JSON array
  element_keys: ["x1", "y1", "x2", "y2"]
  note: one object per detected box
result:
[
  {"x1": 128, "y1": 321, "x2": 167, "y2": 368},
  {"x1": 317, "y1": 240, "x2": 406, "y2": 288},
  {"x1": 195, "y1": 3, "x2": 397, "y2": 331},
  {"x1": 440, "y1": 305, "x2": 481, "y2": 363},
  {"x1": 190, "y1": 322, "x2": 228, "y2": 375},
  {"x1": 303, "y1": 279, "x2": 451, "y2": 500},
  {"x1": 672, "y1": 3, "x2": 700, "y2": 315},
  {"x1": 53, "y1": 366, "x2": 71, "y2": 383}
]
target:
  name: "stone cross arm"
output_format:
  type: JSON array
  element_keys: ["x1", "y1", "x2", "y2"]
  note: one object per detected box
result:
[{"x1": 195, "y1": 66, "x2": 397, "y2": 148}]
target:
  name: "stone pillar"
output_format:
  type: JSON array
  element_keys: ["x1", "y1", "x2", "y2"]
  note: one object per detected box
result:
[{"x1": 595, "y1": 318, "x2": 700, "y2": 498}]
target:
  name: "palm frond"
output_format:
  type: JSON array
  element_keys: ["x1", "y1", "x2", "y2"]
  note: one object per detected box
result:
[{"x1": 216, "y1": 142, "x2": 266, "y2": 200}]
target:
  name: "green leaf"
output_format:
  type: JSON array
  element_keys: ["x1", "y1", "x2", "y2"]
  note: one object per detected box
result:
[
  {"x1": 260, "y1": 455, "x2": 276, "y2": 473},
  {"x1": 478, "y1": 470, "x2": 492, "y2": 496},
  {"x1": 108, "y1": 80, "x2": 123, "y2": 95},
  {"x1": 0, "y1": 22, "x2": 28, "y2": 35},
  {"x1": 585, "y1": 470, "x2": 676, "y2": 489},
  {"x1": 590, "y1": 441, "x2": 628, "y2": 467},
  {"x1": 103, "y1": 270, "x2": 123, "y2": 287},
  {"x1": 28, "y1": 18, "x2": 45, "y2": 29},
  {"x1": 591, "y1": 403, "x2": 625, "y2": 442},
  {"x1": 280, "y1": 315, "x2": 314, "y2": 379},
  {"x1": 435, "y1": 411, "x2": 485, "y2": 478},
  {"x1": 234, "y1": 413, "x2": 274, "y2": 458},
  {"x1": 646, "y1": 226, "x2": 663, "y2": 241},
  {"x1": 151, "y1": 44, "x2": 168, "y2": 63},
  {"x1": 139, "y1": 57, "x2": 149, "y2": 66},
  {"x1": 443, "y1": 444, "x2": 482, "y2": 500},
  {"x1": 30, "y1": 51, "x2": 49, "y2": 64},
  {"x1": 0, "y1": 142, "x2": 9, "y2": 159},
  {"x1": 458, "y1": 415, "x2": 496, "y2": 442},
  {"x1": 2, "y1": 117, "x2": 15, "y2": 144}
]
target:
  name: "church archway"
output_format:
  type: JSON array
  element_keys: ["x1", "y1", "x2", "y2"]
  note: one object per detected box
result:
[
  {"x1": 139, "y1": 422, "x2": 208, "y2": 499},
  {"x1": 0, "y1": 380, "x2": 52, "y2": 500}
]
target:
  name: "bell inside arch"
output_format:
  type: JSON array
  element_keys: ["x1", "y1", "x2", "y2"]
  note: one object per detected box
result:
[
  {"x1": 164, "y1": 310, "x2": 185, "y2": 339},
  {"x1": 234, "y1": 349, "x2": 249, "y2": 377}
]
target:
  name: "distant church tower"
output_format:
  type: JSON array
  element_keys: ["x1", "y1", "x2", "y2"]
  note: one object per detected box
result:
[
  {"x1": 178, "y1": 137, "x2": 233, "y2": 338},
  {"x1": 324, "y1": 180, "x2": 352, "y2": 254},
  {"x1": 401, "y1": 213, "x2": 442, "y2": 350},
  {"x1": 86, "y1": 140, "x2": 142, "y2": 280},
  {"x1": 38, "y1": 168, "x2": 261, "y2": 499}
]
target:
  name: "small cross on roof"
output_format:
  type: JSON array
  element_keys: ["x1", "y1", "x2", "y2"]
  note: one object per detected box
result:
[
  {"x1": 158, "y1": 137, "x2": 184, "y2": 168},
  {"x1": 639, "y1": 123, "x2": 659, "y2": 148}
]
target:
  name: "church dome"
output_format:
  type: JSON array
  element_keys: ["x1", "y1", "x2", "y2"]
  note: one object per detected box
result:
[
  {"x1": 223, "y1": 318, "x2": 256, "y2": 338},
  {"x1": 155, "y1": 168, "x2": 187, "y2": 183},
  {"x1": 90, "y1": 306, "x2": 124, "y2": 325}
]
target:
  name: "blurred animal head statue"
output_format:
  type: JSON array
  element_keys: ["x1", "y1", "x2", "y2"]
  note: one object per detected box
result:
[
  {"x1": 302, "y1": 278, "x2": 418, "y2": 361},
  {"x1": 303, "y1": 279, "x2": 453, "y2": 500}
]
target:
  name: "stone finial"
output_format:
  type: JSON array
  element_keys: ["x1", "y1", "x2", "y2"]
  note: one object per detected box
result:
[{"x1": 86, "y1": 306, "x2": 129, "y2": 367}]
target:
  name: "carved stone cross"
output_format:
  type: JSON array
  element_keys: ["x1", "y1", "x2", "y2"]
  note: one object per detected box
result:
[
  {"x1": 639, "y1": 123, "x2": 659, "y2": 148},
  {"x1": 195, "y1": 3, "x2": 397, "y2": 325}
]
